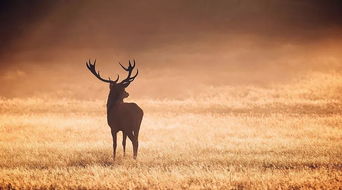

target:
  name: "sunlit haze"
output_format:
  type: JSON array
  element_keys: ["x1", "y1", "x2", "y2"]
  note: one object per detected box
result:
[
  {"x1": 1, "y1": 0, "x2": 341, "y2": 99},
  {"x1": 1, "y1": 1, "x2": 342, "y2": 189}
]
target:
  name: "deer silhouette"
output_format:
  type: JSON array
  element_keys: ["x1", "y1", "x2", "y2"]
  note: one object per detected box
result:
[{"x1": 86, "y1": 59, "x2": 143, "y2": 160}]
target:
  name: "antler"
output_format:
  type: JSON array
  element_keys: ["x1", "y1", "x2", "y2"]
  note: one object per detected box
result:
[
  {"x1": 118, "y1": 60, "x2": 138, "y2": 87},
  {"x1": 86, "y1": 59, "x2": 119, "y2": 83}
]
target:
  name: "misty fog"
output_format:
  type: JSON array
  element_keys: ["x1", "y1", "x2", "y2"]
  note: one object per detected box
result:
[{"x1": 1, "y1": 0, "x2": 341, "y2": 99}]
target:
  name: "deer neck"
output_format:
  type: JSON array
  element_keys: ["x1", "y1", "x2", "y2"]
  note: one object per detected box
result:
[{"x1": 106, "y1": 91, "x2": 123, "y2": 114}]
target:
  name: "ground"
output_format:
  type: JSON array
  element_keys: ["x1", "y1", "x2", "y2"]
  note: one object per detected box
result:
[{"x1": 0, "y1": 72, "x2": 341, "y2": 189}]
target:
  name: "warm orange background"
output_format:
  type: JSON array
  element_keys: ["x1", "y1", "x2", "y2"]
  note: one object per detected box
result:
[{"x1": 1, "y1": 1, "x2": 342, "y2": 99}]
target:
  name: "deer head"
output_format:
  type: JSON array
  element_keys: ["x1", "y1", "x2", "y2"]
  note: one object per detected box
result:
[{"x1": 86, "y1": 59, "x2": 138, "y2": 102}]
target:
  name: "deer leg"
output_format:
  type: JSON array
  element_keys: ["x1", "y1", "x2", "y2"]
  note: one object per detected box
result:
[
  {"x1": 111, "y1": 130, "x2": 117, "y2": 160},
  {"x1": 122, "y1": 132, "x2": 127, "y2": 157},
  {"x1": 127, "y1": 132, "x2": 138, "y2": 159},
  {"x1": 133, "y1": 129, "x2": 139, "y2": 159}
]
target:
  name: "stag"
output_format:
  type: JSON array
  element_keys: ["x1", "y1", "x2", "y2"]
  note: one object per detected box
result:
[{"x1": 86, "y1": 59, "x2": 143, "y2": 160}]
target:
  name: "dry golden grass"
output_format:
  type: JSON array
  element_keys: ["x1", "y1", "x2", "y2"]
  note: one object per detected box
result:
[{"x1": 0, "y1": 72, "x2": 342, "y2": 189}]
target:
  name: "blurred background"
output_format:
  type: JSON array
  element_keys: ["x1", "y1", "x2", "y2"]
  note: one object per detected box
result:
[{"x1": 1, "y1": 0, "x2": 341, "y2": 100}]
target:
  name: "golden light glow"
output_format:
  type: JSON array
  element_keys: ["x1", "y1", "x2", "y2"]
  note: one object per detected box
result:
[{"x1": 1, "y1": 1, "x2": 342, "y2": 189}]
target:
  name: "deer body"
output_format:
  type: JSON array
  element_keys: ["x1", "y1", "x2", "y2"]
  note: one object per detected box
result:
[
  {"x1": 86, "y1": 59, "x2": 143, "y2": 160},
  {"x1": 107, "y1": 103, "x2": 143, "y2": 130},
  {"x1": 107, "y1": 102, "x2": 143, "y2": 159}
]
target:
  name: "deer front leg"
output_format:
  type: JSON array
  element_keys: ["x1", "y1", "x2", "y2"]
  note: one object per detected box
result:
[
  {"x1": 122, "y1": 132, "x2": 127, "y2": 157},
  {"x1": 111, "y1": 130, "x2": 117, "y2": 160}
]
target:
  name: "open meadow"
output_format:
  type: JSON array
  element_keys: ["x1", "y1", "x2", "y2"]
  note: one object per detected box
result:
[{"x1": 0, "y1": 72, "x2": 342, "y2": 189}]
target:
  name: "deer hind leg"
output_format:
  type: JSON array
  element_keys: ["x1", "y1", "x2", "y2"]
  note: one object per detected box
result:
[
  {"x1": 111, "y1": 129, "x2": 117, "y2": 161},
  {"x1": 127, "y1": 131, "x2": 138, "y2": 159},
  {"x1": 133, "y1": 129, "x2": 140, "y2": 158},
  {"x1": 122, "y1": 131, "x2": 127, "y2": 157}
]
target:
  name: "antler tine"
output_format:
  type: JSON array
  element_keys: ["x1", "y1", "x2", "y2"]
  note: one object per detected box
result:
[
  {"x1": 108, "y1": 75, "x2": 119, "y2": 83},
  {"x1": 132, "y1": 59, "x2": 136, "y2": 68},
  {"x1": 118, "y1": 59, "x2": 138, "y2": 87},
  {"x1": 113, "y1": 75, "x2": 119, "y2": 83},
  {"x1": 120, "y1": 60, "x2": 136, "y2": 71},
  {"x1": 128, "y1": 69, "x2": 138, "y2": 82},
  {"x1": 119, "y1": 62, "x2": 129, "y2": 71},
  {"x1": 86, "y1": 59, "x2": 118, "y2": 83},
  {"x1": 129, "y1": 60, "x2": 136, "y2": 69}
]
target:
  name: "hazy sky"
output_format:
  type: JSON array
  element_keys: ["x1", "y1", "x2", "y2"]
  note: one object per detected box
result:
[{"x1": 1, "y1": 0, "x2": 342, "y2": 99}]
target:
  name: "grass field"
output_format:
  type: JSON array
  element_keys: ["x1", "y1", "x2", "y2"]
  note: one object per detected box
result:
[{"x1": 0, "y1": 72, "x2": 342, "y2": 189}]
